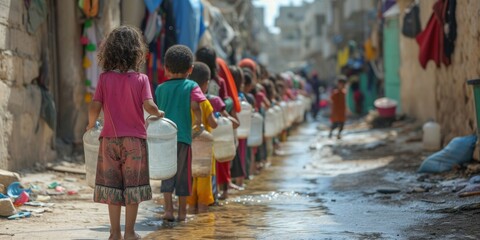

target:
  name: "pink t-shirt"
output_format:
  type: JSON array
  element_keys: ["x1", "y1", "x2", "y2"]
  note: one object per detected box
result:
[
  {"x1": 191, "y1": 86, "x2": 207, "y2": 102},
  {"x1": 93, "y1": 71, "x2": 152, "y2": 139},
  {"x1": 207, "y1": 95, "x2": 226, "y2": 112}
]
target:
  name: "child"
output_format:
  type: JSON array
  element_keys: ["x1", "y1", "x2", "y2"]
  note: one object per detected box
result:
[
  {"x1": 88, "y1": 25, "x2": 164, "y2": 240},
  {"x1": 214, "y1": 65, "x2": 242, "y2": 200},
  {"x1": 186, "y1": 62, "x2": 218, "y2": 213},
  {"x1": 329, "y1": 76, "x2": 347, "y2": 139},
  {"x1": 155, "y1": 45, "x2": 205, "y2": 221}
]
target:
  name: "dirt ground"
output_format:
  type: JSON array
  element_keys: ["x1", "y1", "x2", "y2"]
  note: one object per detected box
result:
[{"x1": 2, "y1": 119, "x2": 480, "y2": 240}]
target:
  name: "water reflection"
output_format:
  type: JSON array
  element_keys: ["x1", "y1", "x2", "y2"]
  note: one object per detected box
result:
[{"x1": 143, "y1": 125, "x2": 331, "y2": 239}]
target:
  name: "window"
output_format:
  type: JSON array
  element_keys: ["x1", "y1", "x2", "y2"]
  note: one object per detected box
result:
[{"x1": 316, "y1": 14, "x2": 325, "y2": 36}]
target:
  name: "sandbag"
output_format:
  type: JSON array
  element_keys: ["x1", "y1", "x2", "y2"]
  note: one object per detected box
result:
[{"x1": 418, "y1": 135, "x2": 477, "y2": 173}]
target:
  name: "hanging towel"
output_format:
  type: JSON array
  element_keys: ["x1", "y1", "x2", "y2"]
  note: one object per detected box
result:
[
  {"x1": 172, "y1": 0, "x2": 204, "y2": 52},
  {"x1": 416, "y1": 0, "x2": 449, "y2": 69}
]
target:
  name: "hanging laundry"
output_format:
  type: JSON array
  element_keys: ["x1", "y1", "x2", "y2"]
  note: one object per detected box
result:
[
  {"x1": 444, "y1": 0, "x2": 456, "y2": 59},
  {"x1": 24, "y1": 0, "x2": 47, "y2": 34},
  {"x1": 416, "y1": 0, "x2": 450, "y2": 69},
  {"x1": 79, "y1": 0, "x2": 99, "y2": 18},
  {"x1": 206, "y1": 5, "x2": 235, "y2": 60},
  {"x1": 81, "y1": 18, "x2": 101, "y2": 99},
  {"x1": 337, "y1": 46, "x2": 349, "y2": 70},
  {"x1": 172, "y1": 0, "x2": 205, "y2": 52},
  {"x1": 144, "y1": 0, "x2": 163, "y2": 14},
  {"x1": 364, "y1": 39, "x2": 377, "y2": 61},
  {"x1": 144, "y1": 10, "x2": 162, "y2": 44}
]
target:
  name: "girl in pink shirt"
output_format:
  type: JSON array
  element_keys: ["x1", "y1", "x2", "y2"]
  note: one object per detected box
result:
[{"x1": 87, "y1": 26, "x2": 164, "y2": 240}]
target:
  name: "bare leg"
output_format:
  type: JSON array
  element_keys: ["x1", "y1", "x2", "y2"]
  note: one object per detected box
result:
[
  {"x1": 187, "y1": 204, "x2": 197, "y2": 214},
  {"x1": 219, "y1": 183, "x2": 228, "y2": 200},
  {"x1": 124, "y1": 204, "x2": 140, "y2": 240},
  {"x1": 198, "y1": 203, "x2": 209, "y2": 214},
  {"x1": 177, "y1": 196, "x2": 187, "y2": 221},
  {"x1": 162, "y1": 193, "x2": 174, "y2": 221},
  {"x1": 108, "y1": 204, "x2": 122, "y2": 240},
  {"x1": 235, "y1": 177, "x2": 244, "y2": 188}
]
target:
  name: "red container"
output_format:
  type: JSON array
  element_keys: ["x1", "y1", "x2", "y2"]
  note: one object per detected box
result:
[
  {"x1": 374, "y1": 98, "x2": 397, "y2": 118},
  {"x1": 377, "y1": 106, "x2": 396, "y2": 118}
]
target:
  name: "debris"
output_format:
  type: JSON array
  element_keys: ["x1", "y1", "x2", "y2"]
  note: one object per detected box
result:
[
  {"x1": 410, "y1": 187, "x2": 426, "y2": 193},
  {"x1": 24, "y1": 201, "x2": 54, "y2": 207},
  {"x1": 0, "y1": 170, "x2": 21, "y2": 191},
  {"x1": 0, "y1": 198, "x2": 17, "y2": 217},
  {"x1": 7, "y1": 182, "x2": 31, "y2": 198},
  {"x1": 67, "y1": 190, "x2": 78, "y2": 195},
  {"x1": 48, "y1": 165, "x2": 86, "y2": 175},
  {"x1": 64, "y1": 177, "x2": 77, "y2": 182},
  {"x1": 466, "y1": 163, "x2": 480, "y2": 175},
  {"x1": 458, "y1": 183, "x2": 480, "y2": 198},
  {"x1": 418, "y1": 135, "x2": 477, "y2": 173},
  {"x1": 428, "y1": 202, "x2": 480, "y2": 213},
  {"x1": 35, "y1": 195, "x2": 51, "y2": 202},
  {"x1": 47, "y1": 182, "x2": 60, "y2": 189},
  {"x1": 420, "y1": 199, "x2": 446, "y2": 204},
  {"x1": 7, "y1": 211, "x2": 31, "y2": 220},
  {"x1": 376, "y1": 187, "x2": 401, "y2": 194},
  {"x1": 13, "y1": 191, "x2": 29, "y2": 207},
  {"x1": 55, "y1": 186, "x2": 65, "y2": 193}
]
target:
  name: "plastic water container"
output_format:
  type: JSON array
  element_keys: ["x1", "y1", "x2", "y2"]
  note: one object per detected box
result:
[
  {"x1": 83, "y1": 121, "x2": 102, "y2": 188},
  {"x1": 294, "y1": 99, "x2": 304, "y2": 123},
  {"x1": 146, "y1": 116, "x2": 178, "y2": 180},
  {"x1": 237, "y1": 100, "x2": 253, "y2": 138},
  {"x1": 279, "y1": 101, "x2": 289, "y2": 128},
  {"x1": 212, "y1": 116, "x2": 236, "y2": 162},
  {"x1": 423, "y1": 121, "x2": 441, "y2": 151},
  {"x1": 264, "y1": 108, "x2": 276, "y2": 138},
  {"x1": 273, "y1": 105, "x2": 283, "y2": 134},
  {"x1": 192, "y1": 126, "x2": 214, "y2": 177},
  {"x1": 247, "y1": 112, "x2": 264, "y2": 147}
]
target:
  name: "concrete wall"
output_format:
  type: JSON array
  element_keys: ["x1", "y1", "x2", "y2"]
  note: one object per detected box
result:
[
  {"x1": 397, "y1": 0, "x2": 478, "y2": 144},
  {"x1": 0, "y1": 0, "x2": 56, "y2": 170}
]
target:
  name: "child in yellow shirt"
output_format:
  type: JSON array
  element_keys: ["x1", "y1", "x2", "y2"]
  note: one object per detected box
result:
[{"x1": 187, "y1": 62, "x2": 218, "y2": 213}]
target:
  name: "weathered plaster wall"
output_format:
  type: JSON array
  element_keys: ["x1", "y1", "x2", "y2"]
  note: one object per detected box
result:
[
  {"x1": 0, "y1": 0, "x2": 55, "y2": 170},
  {"x1": 397, "y1": 0, "x2": 478, "y2": 144}
]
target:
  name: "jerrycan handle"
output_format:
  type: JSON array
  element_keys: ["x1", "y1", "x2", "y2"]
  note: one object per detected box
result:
[
  {"x1": 146, "y1": 115, "x2": 177, "y2": 129},
  {"x1": 192, "y1": 124, "x2": 205, "y2": 139}
]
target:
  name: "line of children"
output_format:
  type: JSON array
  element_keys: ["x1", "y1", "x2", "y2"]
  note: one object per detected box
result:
[{"x1": 88, "y1": 26, "x2": 337, "y2": 239}]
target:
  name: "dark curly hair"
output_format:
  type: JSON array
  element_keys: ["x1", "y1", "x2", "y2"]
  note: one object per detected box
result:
[
  {"x1": 190, "y1": 62, "x2": 211, "y2": 86},
  {"x1": 195, "y1": 47, "x2": 217, "y2": 77},
  {"x1": 228, "y1": 65, "x2": 244, "y2": 91},
  {"x1": 164, "y1": 45, "x2": 193, "y2": 74},
  {"x1": 97, "y1": 25, "x2": 147, "y2": 73}
]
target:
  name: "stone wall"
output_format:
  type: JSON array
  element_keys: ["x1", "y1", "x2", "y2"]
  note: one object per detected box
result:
[
  {"x1": 0, "y1": 0, "x2": 56, "y2": 170},
  {"x1": 397, "y1": 0, "x2": 478, "y2": 145}
]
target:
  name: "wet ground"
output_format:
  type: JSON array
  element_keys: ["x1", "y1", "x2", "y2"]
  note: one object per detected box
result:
[
  {"x1": 142, "y1": 122, "x2": 436, "y2": 240},
  {"x1": 4, "y1": 120, "x2": 480, "y2": 239}
]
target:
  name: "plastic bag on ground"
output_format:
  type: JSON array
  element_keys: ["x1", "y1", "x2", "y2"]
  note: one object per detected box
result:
[{"x1": 418, "y1": 135, "x2": 477, "y2": 173}]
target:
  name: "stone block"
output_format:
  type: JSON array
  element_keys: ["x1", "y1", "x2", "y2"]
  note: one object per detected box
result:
[
  {"x1": 23, "y1": 58, "x2": 39, "y2": 85},
  {"x1": 9, "y1": 29, "x2": 38, "y2": 56},
  {"x1": 0, "y1": 1, "x2": 10, "y2": 26},
  {"x1": 0, "y1": 198, "x2": 16, "y2": 217},
  {"x1": 0, "y1": 52, "x2": 22, "y2": 87},
  {"x1": 0, "y1": 169, "x2": 20, "y2": 189},
  {"x1": 0, "y1": 24, "x2": 9, "y2": 50}
]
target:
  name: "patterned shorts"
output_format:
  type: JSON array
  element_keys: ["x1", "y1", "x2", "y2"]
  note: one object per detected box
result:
[{"x1": 93, "y1": 137, "x2": 152, "y2": 206}]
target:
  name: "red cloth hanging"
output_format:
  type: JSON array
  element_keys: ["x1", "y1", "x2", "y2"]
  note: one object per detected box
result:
[
  {"x1": 416, "y1": 0, "x2": 450, "y2": 69},
  {"x1": 216, "y1": 58, "x2": 241, "y2": 113}
]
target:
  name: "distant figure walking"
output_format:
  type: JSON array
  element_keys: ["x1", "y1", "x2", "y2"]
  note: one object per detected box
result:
[{"x1": 329, "y1": 76, "x2": 347, "y2": 139}]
